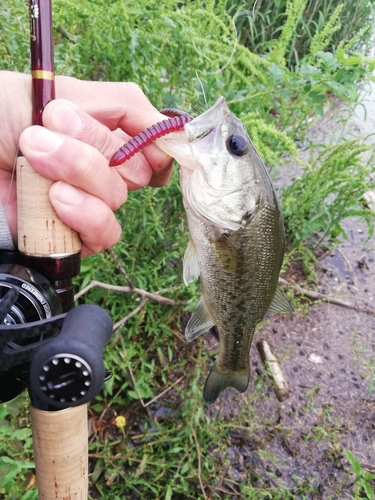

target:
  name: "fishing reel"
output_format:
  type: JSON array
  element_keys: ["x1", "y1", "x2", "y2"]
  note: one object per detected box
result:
[{"x1": 0, "y1": 252, "x2": 113, "y2": 409}]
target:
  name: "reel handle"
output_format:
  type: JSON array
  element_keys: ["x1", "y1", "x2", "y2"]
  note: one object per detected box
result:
[{"x1": 30, "y1": 304, "x2": 113, "y2": 409}]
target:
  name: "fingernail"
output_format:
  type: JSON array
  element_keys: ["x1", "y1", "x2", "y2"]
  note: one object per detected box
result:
[
  {"x1": 157, "y1": 156, "x2": 174, "y2": 172},
  {"x1": 23, "y1": 127, "x2": 63, "y2": 153},
  {"x1": 50, "y1": 181, "x2": 83, "y2": 206},
  {"x1": 49, "y1": 101, "x2": 84, "y2": 135}
]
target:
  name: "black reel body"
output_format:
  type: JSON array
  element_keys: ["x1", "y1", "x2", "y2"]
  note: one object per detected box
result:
[
  {"x1": 0, "y1": 260, "x2": 112, "y2": 408},
  {"x1": 0, "y1": 263, "x2": 62, "y2": 403},
  {"x1": 0, "y1": 263, "x2": 62, "y2": 324}
]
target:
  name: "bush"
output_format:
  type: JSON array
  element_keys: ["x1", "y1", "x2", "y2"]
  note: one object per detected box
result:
[
  {"x1": 228, "y1": 0, "x2": 375, "y2": 67},
  {"x1": 282, "y1": 140, "x2": 375, "y2": 248}
]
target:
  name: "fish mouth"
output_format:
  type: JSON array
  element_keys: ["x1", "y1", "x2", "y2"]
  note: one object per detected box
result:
[{"x1": 185, "y1": 97, "x2": 229, "y2": 143}]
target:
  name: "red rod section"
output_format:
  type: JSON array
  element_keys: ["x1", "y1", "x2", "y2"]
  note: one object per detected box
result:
[
  {"x1": 29, "y1": 0, "x2": 55, "y2": 126},
  {"x1": 19, "y1": 0, "x2": 81, "y2": 312}
]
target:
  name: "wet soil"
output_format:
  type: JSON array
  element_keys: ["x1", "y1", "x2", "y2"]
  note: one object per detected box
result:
[{"x1": 202, "y1": 84, "x2": 375, "y2": 498}]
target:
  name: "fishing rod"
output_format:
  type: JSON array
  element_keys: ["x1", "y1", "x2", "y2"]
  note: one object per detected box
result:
[{"x1": 0, "y1": 0, "x2": 113, "y2": 497}]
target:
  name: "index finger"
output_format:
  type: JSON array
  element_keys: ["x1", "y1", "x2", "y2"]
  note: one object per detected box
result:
[
  {"x1": 56, "y1": 78, "x2": 162, "y2": 133},
  {"x1": 55, "y1": 77, "x2": 174, "y2": 184}
]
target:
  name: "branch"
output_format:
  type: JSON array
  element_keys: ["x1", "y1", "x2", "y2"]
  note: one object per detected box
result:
[
  {"x1": 191, "y1": 427, "x2": 208, "y2": 499},
  {"x1": 279, "y1": 278, "x2": 375, "y2": 316},
  {"x1": 75, "y1": 279, "x2": 186, "y2": 306},
  {"x1": 106, "y1": 248, "x2": 134, "y2": 288},
  {"x1": 113, "y1": 300, "x2": 147, "y2": 330}
]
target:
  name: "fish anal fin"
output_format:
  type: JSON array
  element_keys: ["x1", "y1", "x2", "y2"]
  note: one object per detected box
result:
[
  {"x1": 183, "y1": 240, "x2": 200, "y2": 285},
  {"x1": 203, "y1": 361, "x2": 250, "y2": 404},
  {"x1": 266, "y1": 286, "x2": 294, "y2": 315},
  {"x1": 185, "y1": 296, "x2": 214, "y2": 342}
]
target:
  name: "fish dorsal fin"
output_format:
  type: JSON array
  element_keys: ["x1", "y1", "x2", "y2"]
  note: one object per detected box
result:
[
  {"x1": 266, "y1": 286, "x2": 294, "y2": 315},
  {"x1": 185, "y1": 296, "x2": 215, "y2": 342},
  {"x1": 183, "y1": 240, "x2": 200, "y2": 285}
]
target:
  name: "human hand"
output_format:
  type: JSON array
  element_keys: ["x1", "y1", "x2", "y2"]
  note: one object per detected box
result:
[{"x1": 0, "y1": 71, "x2": 173, "y2": 256}]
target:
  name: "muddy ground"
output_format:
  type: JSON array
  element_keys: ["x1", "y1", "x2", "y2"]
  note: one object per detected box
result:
[{"x1": 203, "y1": 84, "x2": 375, "y2": 499}]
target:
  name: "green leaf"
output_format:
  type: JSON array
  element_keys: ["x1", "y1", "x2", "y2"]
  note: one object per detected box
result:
[
  {"x1": 345, "y1": 88, "x2": 359, "y2": 102},
  {"x1": 165, "y1": 485, "x2": 173, "y2": 500},
  {"x1": 180, "y1": 462, "x2": 190, "y2": 475},
  {"x1": 0, "y1": 457, "x2": 34, "y2": 469},
  {"x1": 91, "y1": 458, "x2": 104, "y2": 483},
  {"x1": 343, "y1": 56, "x2": 362, "y2": 66},
  {"x1": 363, "y1": 481, "x2": 374, "y2": 499},
  {"x1": 127, "y1": 390, "x2": 140, "y2": 400},
  {"x1": 344, "y1": 448, "x2": 362, "y2": 477},
  {"x1": 135, "y1": 454, "x2": 148, "y2": 478},
  {"x1": 316, "y1": 51, "x2": 338, "y2": 71},
  {"x1": 79, "y1": 272, "x2": 92, "y2": 290}
]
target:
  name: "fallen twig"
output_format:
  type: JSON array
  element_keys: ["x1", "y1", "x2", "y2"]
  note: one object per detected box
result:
[
  {"x1": 257, "y1": 340, "x2": 290, "y2": 402},
  {"x1": 113, "y1": 299, "x2": 147, "y2": 330},
  {"x1": 75, "y1": 279, "x2": 186, "y2": 306},
  {"x1": 191, "y1": 427, "x2": 208, "y2": 499},
  {"x1": 127, "y1": 362, "x2": 185, "y2": 409},
  {"x1": 143, "y1": 375, "x2": 185, "y2": 408},
  {"x1": 279, "y1": 277, "x2": 375, "y2": 316},
  {"x1": 107, "y1": 248, "x2": 134, "y2": 288}
]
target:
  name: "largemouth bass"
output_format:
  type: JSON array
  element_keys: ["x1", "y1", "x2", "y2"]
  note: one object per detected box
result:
[{"x1": 152, "y1": 97, "x2": 293, "y2": 404}]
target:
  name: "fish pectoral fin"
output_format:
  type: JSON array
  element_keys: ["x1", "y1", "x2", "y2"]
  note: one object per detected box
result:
[
  {"x1": 266, "y1": 286, "x2": 294, "y2": 315},
  {"x1": 203, "y1": 362, "x2": 250, "y2": 404},
  {"x1": 183, "y1": 240, "x2": 200, "y2": 285},
  {"x1": 185, "y1": 296, "x2": 214, "y2": 342},
  {"x1": 212, "y1": 235, "x2": 242, "y2": 274}
]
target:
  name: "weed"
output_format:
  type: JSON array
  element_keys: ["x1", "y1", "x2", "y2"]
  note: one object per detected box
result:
[
  {"x1": 282, "y1": 140, "x2": 375, "y2": 249},
  {"x1": 345, "y1": 448, "x2": 375, "y2": 500},
  {"x1": 0, "y1": 398, "x2": 36, "y2": 500},
  {"x1": 350, "y1": 329, "x2": 375, "y2": 395},
  {"x1": 229, "y1": 0, "x2": 375, "y2": 67}
]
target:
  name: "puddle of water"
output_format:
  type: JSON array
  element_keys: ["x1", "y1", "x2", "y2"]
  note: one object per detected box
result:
[{"x1": 321, "y1": 250, "x2": 350, "y2": 281}]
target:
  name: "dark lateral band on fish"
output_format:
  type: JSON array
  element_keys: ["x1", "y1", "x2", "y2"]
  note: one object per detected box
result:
[{"x1": 109, "y1": 109, "x2": 193, "y2": 167}]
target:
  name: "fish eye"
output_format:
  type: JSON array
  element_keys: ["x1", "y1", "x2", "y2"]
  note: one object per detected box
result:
[{"x1": 226, "y1": 134, "x2": 248, "y2": 157}]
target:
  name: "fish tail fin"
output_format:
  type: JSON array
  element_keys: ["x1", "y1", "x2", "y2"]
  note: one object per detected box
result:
[{"x1": 203, "y1": 362, "x2": 249, "y2": 404}]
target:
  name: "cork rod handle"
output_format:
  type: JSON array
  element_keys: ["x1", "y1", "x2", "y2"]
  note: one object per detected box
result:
[
  {"x1": 31, "y1": 405, "x2": 88, "y2": 499},
  {"x1": 16, "y1": 157, "x2": 81, "y2": 256}
]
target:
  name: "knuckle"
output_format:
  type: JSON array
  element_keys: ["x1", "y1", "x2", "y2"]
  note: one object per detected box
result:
[
  {"x1": 89, "y1": 220, "x2": 122, "y2": 253},
  {"x1": 120, "y1": 81, "x2": 144, "y2": 99},
  {"x1": 108, "y1": 185, "x2": 127, "y2": 211},
  {"x1": 75, "y1": 146, "x2": 97, "y2": 179}
]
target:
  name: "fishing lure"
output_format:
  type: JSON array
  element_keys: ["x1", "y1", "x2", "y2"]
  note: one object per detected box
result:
[{"x1": 109, "y1": 109, "x2": 193, "y2": 167}]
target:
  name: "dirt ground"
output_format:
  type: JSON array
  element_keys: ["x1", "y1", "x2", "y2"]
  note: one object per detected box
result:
[{"x1": 203, "y1": 83, "x2": 375, "y2": 499}]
